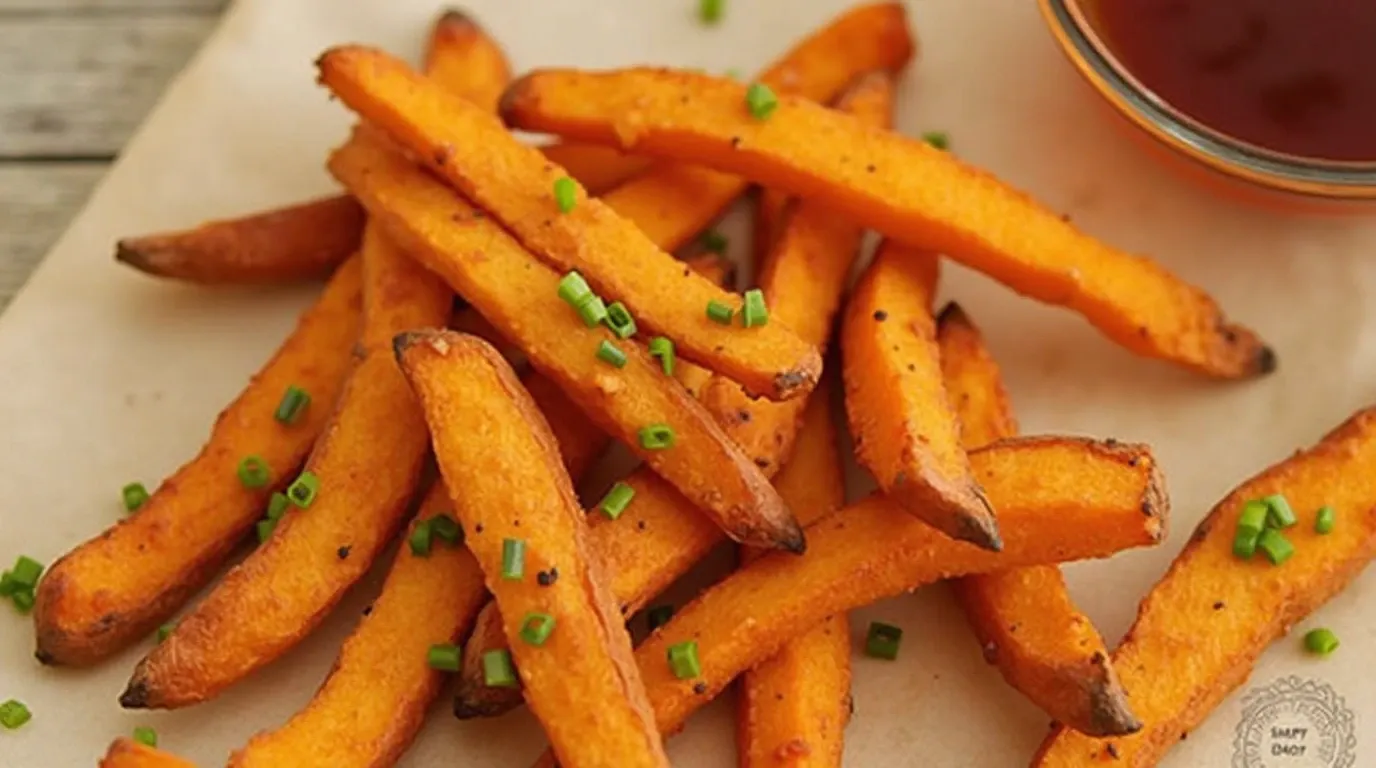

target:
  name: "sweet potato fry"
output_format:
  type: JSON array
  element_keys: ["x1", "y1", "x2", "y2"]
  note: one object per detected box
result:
[
  {"x1": 100, "y1": 738, "x2": 196, "y2": 768},
  {"x1": 33, "y1": 258, "x2": 363, "y2": 666},
  {"x1": 501, "y1": 70, "x2": 1274, "y2": 380},
  {"x1": 1034, "y1": 408, "x2": 1376, "y2": 766},
  {"x1": 843, "y1": 244, "x2": 999, "y2": 550},
  {"x1": 398, "y1": 330, "x2": 669, "y2": 767},
  {"x1": 329, "y1": 131, "x2": 799, "y2": 551},
  {"x1": 115, "y1": 195, "x2": 364, "y2": 285},
  {"x1": 702, "y1": 70, "x2": 892, "y2": 477},
  {"x1": 738, "y1": 383, "x2": 851, "y2": 768},
  {"x1": 320, "y1": 47, "x2": 821, "y2": 402},
  {"x1": 938, "y1": 303, "x2": 1138, "y2": 737},
  {"x1": 540, "y1": 142, "x2": 652, "y2": 193},
  {"x1": 422, "y1": 7, "x2": 510, "y2": 113},
  {"x1": 753, "y1": 189, "x2": 791, "y2": 265}
]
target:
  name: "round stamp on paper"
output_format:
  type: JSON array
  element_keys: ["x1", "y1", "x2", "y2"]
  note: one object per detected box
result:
[{"x1": 1232, "y1": 676, "x2": 1356, "y2": 768}]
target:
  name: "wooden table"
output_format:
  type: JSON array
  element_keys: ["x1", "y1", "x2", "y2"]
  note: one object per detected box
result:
[{"x1": 0, "y1": 0, "x2": 224, "y2": 311}]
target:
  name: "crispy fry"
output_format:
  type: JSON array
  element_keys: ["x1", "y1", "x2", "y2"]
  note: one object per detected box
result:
[
  {"x1": 320, "y1": 47, "x2": 822, "y2": 402},
  {"x1": 843, "y1": 244, "x2": 999, "y2": 550},
  {"x1": 100, "y1": 738, "x2": 196, "y2": 768},
  {"x1": 753, "y1": 189, "x2": 791, "y2": 265},
  {"x1": 115, "y1": 195, "x2": 364, "y2": 285},
  {"x1": 422, "y1": 7, "x2": 510, "y2": 113},
  {"x1": 397, "y1": 330, "x2": 669, "y2": 767},
  {"x1": 329, "y1": 130, "x2": 799, "y2": 551},
  {"x1": 1034, "y1": 408, "x2": 1376, "y2": 766},
  {"x1": 702, "y1": 70, "x2": 892, "y2": 477},
  {"x1": 539, "y1": 142, "x2": 652, "y2": 194},
  {"x1": 738, "y1": 384, "x2": 851, "y2": 768},
  {"x1": 501, "y1": 70, "x2": 1274, "y2": 380},
  {"x1": 33, "y1": 258, "x2": 363, "y2": 666},
  {"x1": 938, "y1": 303, "x2": 1138, "y2": 737}
]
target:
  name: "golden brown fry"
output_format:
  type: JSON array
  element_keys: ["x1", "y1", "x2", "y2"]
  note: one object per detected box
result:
[
  {"x1": 100, "y1": 738, "x2": 196, "y2": 768},
  {"x1": 843, "y1": 244, "x2": 999, "y2": 549},
  {"x1": 738, "y1": 384, "x2": 851, "y2": 768},
  {"x1": 938, "y1": 303, "x2": 1138, "y2": 737},
  {"x1": 422, "y1": 7, "x2": 510, "y2": 113},
  {"x1": 539, "y1": 142, "x2": 652, "y2": 194},
  {"x1": 398, "y1": 330, "x2": 669, "y2": 767},
  {"x1": 320, "y1": 47, "x2": 822, "y2": 402},
  {"x1": 500, "y1": 69, "x2": 1274, "y2": 380},
  {"x1": 752, "y1": 189, "x2": 791, "y2": 266},
  {"x1": 115, "y1": 195, "x2": 363, "y2": 285},
  {"x1": 33, "y1": 258, "x2": 363, "y2": 666},
  {"x1": 703, "y1": 71, "x2": 892, "y2": 477},
  {"x1": 1035, "y1": 409, "x2": 1376, "y2": 766}
]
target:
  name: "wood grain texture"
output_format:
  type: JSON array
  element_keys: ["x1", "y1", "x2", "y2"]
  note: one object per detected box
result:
[{"x1": 0, "y1": 163, "x2": 106, "y2": 308}]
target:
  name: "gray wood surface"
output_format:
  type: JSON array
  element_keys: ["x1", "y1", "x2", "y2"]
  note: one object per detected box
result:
[{"x1": 0, "y1": 0, "x2": 224, "y2": 311}]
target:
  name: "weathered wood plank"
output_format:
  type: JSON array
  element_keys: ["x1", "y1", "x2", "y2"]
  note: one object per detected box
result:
[
  {"x1": 0, "y1": 15, "x2": 218, "y2": 157},
  {"x1": 0, "y1": 1, "x2": 224, "y2": 11},
  {"x1": 0, "y1": 163, "x2": 108, "y2": 309}
]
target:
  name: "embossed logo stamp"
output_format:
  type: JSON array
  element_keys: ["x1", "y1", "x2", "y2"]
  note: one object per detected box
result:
[{"x1": 1232, "y1": 676, "x2": 1356, "y2": 768}]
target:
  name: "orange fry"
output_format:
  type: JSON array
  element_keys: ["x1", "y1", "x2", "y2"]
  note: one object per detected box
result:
[{"x1": 100, "y1": 738, "x2": 196, "y2": 768}]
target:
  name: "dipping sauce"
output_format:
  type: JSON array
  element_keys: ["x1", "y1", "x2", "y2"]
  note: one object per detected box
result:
[{"x1": 1096, "y1": 0, "x2": 1376, "y2": 161}]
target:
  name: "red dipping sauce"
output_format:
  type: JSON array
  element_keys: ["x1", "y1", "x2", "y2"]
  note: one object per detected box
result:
[{"x1": 1097, "y1": 0, "x2": 1376, "y2": 161}]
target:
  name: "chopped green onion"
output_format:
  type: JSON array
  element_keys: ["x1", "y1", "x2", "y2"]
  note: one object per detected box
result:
[
  {"x1": 700, "y1": 231, "x2": 728, "y2": 254},
  {"x1": 427, "y1": 643, "x2": 463, "y2": 671},
  {"x1": 558, "y1": 271, "x2": 592, "y2": 306},
  {"x1": 409, "y1": 520, "x2": 434, "y2": 557},
  {"x1": 667, "y1": 640, "x2": 701, "y2": 679},
  {"x1": 553, "y1": 177, "x2": 577, "y2": 213},
  {"x1": 706, "y1": 300, "x2": 734, "y2": 324},
  {"x1": 0, "y1": 699, "x2": 31, "y2": 730},
  {"x1": 520, "y1": 612, "x2": 556, "y2": 646},
  {"x1": 745, "y1": 83, "x2": 778, "y2": 120},
  {"x1": 237, "y1": 455, "x2": 271, "y2": 489},
  {"x1": 11, "y1": 590, "x2": 34, "y2": 614},
  {"x1": 122, "y1": 482, "x2": 150, "y2": 513},
  {"x1": 596, "y1": 340, "x2": 628, "y2": 368},
  {"x1": 649, "y1": 337, "x2": 675, "y2": 376},
  {"x1": 287, "y1": 471, "x2": 320, "y2": 508},
  {"x1": 1233, "y1": 528, "x2": 1261, "y2": 560},
  {"x1": 741, "y1": 289, "x2": 769, "y2": 328},
  {"x1": 1257, "y1": 528, "x2": 1295, "y2": 565},
  {"x1": 1264, "y1": 494, "x2": 1297, "y2": 528},
  {"x1": 132, "y1": 726, "x2": 158, "y2": 747},
  {"x1": 0, "y1": 572, "x2": 16, "y2": 598},
  {"x1": 1303, "y1": 628, "x2": 1339, "y2": 656},
  {"x1": 266, "y1": 492, "x2": 290, "y2": 521},
  {"x1": 599, "y1": 482, "x2": 636, "y2": 520},
  {"x1": 274, "y1": 385, "x2": 312, "y2": 425},
  {"x1": 638, "y1": 424, "x2": 676, "y2": 450},
  {"x1": 922, "y1": 131, "x2": 950, "y2": 150},
  {"x1": 647, "y1": 605, "x2": 675, "y2": 631},
  {"x1": 699, "y1": 0, "x2": 724, "y2": 24},
  {"x1": 255, "y1": 518, "x2": 277, "y2": 544},
  {"x1": 502, "y1": 538, "x2": 526, "y2": 580},
  {"x1": 1316, "y1": 505, "x2": 1336, "y2": 534},
  {"x1": 576, "y1": 295, "x2": 609, "y2": 328},
  {"x1": 605, "y1": 302, "x2": 637, "y2": 339},
  {"x1": 865, "y1": 621, "x2": 903, "y2": 660},
  {"x1": 1232, "y1": 499, "x2": 1268, "y2": 559},
  {"x1": 9, "y1": 556, "x2": 43, "y2": 590},
  {"x1": 157, "y1": 622, "x2": 176, "y2": 643},
  {"x1": 431, "y1": 514, "x2": 463, "y2": 545},
  {"x1": 482, "y1": 649, "x2": 519, "y2": 687}
]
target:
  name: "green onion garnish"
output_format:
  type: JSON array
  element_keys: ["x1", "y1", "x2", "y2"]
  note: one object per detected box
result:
[
  {"x1": 266, "y1": 492, "x2": 290, "y2": 521},
  {"x1": 274, "y1": 385, "x2": 312, "y2": 425},
  {"x1": 741, "y1": 289, "x2": 768, "y2": 327},
  {"x1": 605, "y1": 302, "x2": 637, "y2": 339},
  {"x1": 287, "y1": 471, "x2": 320, "y2": 508},
  {"x1": 1316, "y1": 505, "x2": 1336, "y2": 534},
  {"x1": 430, "y1": 514, "x2": 463, "y2": 545},
  {"x1": 0, "y1": 699, "x2": 32, "y2": 730},
  {"x1": 647, "y1": 605, "x2": 675, "y2": 630},
  {"x1": 667, "y1": 640, "x2": 701, "y2": 679},
  {"x1": 649, "y1": 337, "x2": 675, "y2": 376},
  {"x1": 122, "y1": 482, "x2": 150, "y2": 513},
  {"x1": 132, "y1": 726, "x2": 158, "y2": 747},
  {"x1": 11, "y1": 590, "x2": 34, "y2": 614},
  {"x1": 553, "y1": 177, "x2": 577, "y2": 213},
  {"x1": 502, "y1": 538, "x2": 526, "y2": 580},
  {"x1": 520, "y1": 612, "x2": 556, "y2": 646},
  {"x1": 576, "y1": 295, "x2": 609, "y2": 328},
  {"x1": 157, "y1": 622, "x2": 176, "y2": 643},
  {"x1": 922, "y1": 131, "x2": 950, "y2": 150},
  {"x1": 255, "y1": 518, "x2": 277, "y2": 544},
  {"x1": 864, "y1": 622, "x2": 903, "y2": 660},
  {"x1": 482, "y1": 649, "x2": 519, "y2": 687},
  {"x1": 1264, "y1": 494, "x2": 1297, "y2": 528},
  {"x1": 599, "y1": 482, "x2": 636, "y2": 520},
  {"x1": 558, "y1": 271, "x2": 592, "y2": 306},
  {"x1": 699, "y1": 0, "x2": 724, "y2": 24},
  {"x1": 1257, "y1": 528, "x2": 1295, "y2": 565},
  {"x1": 0, "y1": 573, "x2": 16, "y2": 598},
  {"x1": 409, "y1": 520, "x2": 434, "y2": 557},
  {"x1": 1303, "y1": 627, "x2": 1339, "y2": 656},
  {"x1": 1233, "y1": 499, "x2": 1268, "y2": 559},
  {"x1": 237, "y1": 455, "x2": 271, "y2": 489},
  {"x1": 9, "y1": 556, "x2": 43, "y2": 590},
  {"x1": 700, "y1": 231, "x2": 728, "y2": 253},
  {"x1": 745, "y1": 83, "x2": 778, "y2": 120},
  {"x1": 638, "y1": 424, "x2": 676, "y2": 450},
  {"x1": 706, "y1": 300, "x2": 734, "y2": 324},
  {"x1": 596, "y1": 340, "x2": 628, "y2": 369},
  {"x1": 427, "y1": 643, "x2": 463, "y2": 671}
]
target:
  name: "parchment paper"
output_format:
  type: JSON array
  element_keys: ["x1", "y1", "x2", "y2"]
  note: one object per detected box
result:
[{"x1": 3, "y1": 1, "x2": 1375, "y2": 766}]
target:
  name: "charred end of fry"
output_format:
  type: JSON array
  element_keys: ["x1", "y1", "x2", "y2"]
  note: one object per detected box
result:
[
  {"x1": 1254, "y1": 343, "x2": 1278, "y2": 375},
  {"x1": 118, "y1": 678, "x2": 150, "y2": 710},
  {"x1": 771, "y1": 362, "x2": 821, "y2": 402},
  {"x1": 113, "y1": 239, "x2": 168, "y2": 277},
  {"x1": 497, "y1": 73, "x2": 537, "y2": 128},
  {"x1": 453, "y1": 687, "x2": 522, "y2": 720},
  {"x1": 1084, "y1": 657, "x2": 1143, "y2": 737},
  {"x1": 435, "y1": 7, "x2": 478, "y2": 32},
  {"x1": 935, "y1": 301, "x2": 971, "y2": 330}
]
